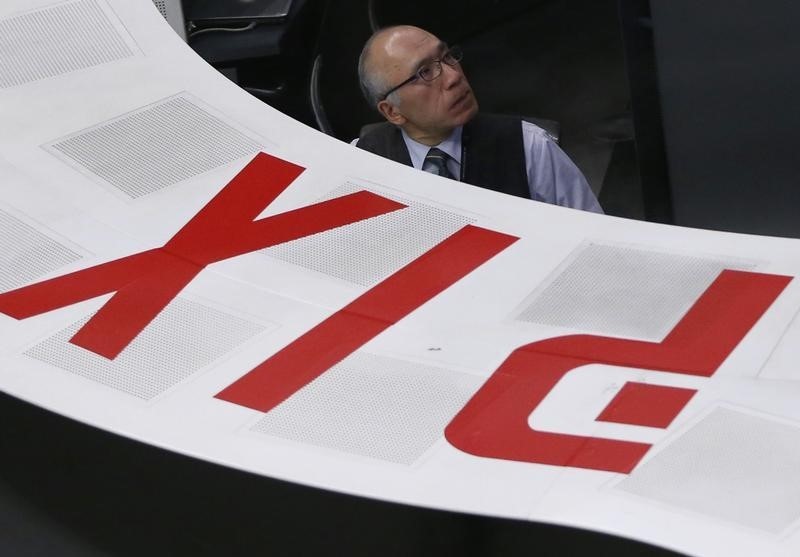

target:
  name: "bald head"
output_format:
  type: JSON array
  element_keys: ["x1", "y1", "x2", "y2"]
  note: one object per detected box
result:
[
  {"x1": 358, "y1": 25, "x2": 478, "y2": 145},
  {"x1": 359, "y1": 25, "x2": 433, "y2": 108}
]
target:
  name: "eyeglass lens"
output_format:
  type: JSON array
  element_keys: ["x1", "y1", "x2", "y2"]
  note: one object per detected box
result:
[{"x1": 419, "y1": 47, "x2": 463, "y2": 82}]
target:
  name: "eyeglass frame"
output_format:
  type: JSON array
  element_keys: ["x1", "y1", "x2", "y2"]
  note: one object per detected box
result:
[{"x1": 378, "y1": 46, "x2": 464, "y2": 101}]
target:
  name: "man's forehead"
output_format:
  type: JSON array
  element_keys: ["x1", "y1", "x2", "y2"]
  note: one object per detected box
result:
[{"x1": 382, "y1": 28, "x2": 444, "y2": 67}]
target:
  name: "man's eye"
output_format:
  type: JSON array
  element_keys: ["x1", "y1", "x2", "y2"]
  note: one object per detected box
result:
[{"x1": 418, "y1": 65, "x2": 433, "y2": 80}]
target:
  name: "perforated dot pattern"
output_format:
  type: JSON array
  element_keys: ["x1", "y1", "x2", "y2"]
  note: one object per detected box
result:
[
  {"x1": 516, "y1": 244, "x2": 750, "y2": 340},
  {"x1": 0, "y1": 0, "x2": 133, "y2": 89},
  {"x1": 618, "y1": 407, "x2": 800, "y2": 533},
  {"x1": 49, "y1": 95, "x2": 262, "y2": 198},
  {"x1": 251, "y1": 352, "x2": 480, "y2": 465},
  {"x1": 25, "y1": 298, "x2": 266, "y2": 400},
  {"x1": 0, "y1": 209, "x2": 82, "y2": 293},
  {"x1": 152, "y1": 0, "x2": 168, "y2": 18},
  {"x1": 262, "y1": 184, "x2": 473, "y2": 285}
]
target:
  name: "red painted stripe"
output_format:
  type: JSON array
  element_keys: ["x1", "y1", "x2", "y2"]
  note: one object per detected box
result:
[
  {"x1": 0, "y1": 249, "x2": 166, "y2": 319},
  {"x1": 170, "y1": 190, "x2": 403, "y2": 264},
  {"x1": 596, "y1": 382, "x2": 697, "y2": 428},
  {"x1": 69, "y1": 254, "x2": 200, "y2": 358},
  {"x1": 215, "y1": 225, "x2": 519, "y2": 412},
  {"x1": 446, "y1": 270, "x2": 792, "y2": 473},
  {"x1": 0, "y1": 153, "x2": 406, "y2": 359}
]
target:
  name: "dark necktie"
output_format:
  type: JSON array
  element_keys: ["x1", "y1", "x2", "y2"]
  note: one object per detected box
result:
[{"x1": 423, "y1": 147, "x2": 454, "y2": 179}]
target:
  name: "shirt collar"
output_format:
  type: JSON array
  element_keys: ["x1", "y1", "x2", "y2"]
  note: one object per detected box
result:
[{"x1": 400, "y1": 127, "x2": 463, "y2": 169}]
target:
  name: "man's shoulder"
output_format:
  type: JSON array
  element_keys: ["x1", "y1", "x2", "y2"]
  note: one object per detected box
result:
[
  {"x1": 354, "y1": 122, "x2": 413, "y2": 166},
  {"x1": 355, "y1": 121, "x2": 400, "y2": 150},
  {"x1": 521, "y1": 117, "x2": 561, "y2": 144},
  {"x1": 472, "y1": 113, "x2": 558, "y2": 137}
]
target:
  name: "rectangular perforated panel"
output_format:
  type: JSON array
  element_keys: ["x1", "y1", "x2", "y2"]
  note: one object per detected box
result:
[
  {"x1": 0, "y1": 209, "x2": 82, "y2": 293},
  {"x1": 0, "y1": 0, "x2": 133, "y2": 89},
  {"x1": 251, "y1": 352, "x2": 480, "y2": 464},
  {"x1": 48, "y1": 95, "x2": 262, "y2": 198},
  {"x1": 25, "y1": 298, "x2": 266, "y2": 400},
  {"x1": 262, "y1": 184, "x2": 473, "y2": 286},
  {"x1": 618, "y1": 407, "x2": 800, "y2": 533},
  {"x1": 516, "y1": 243, "x2": 751, "y2": 340},
  {"x1": 152, "y1": 0, "x2": 167, "y2": 18}
]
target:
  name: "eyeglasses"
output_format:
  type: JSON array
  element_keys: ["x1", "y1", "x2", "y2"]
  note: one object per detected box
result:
[{"x1": 379, "y1": 46, "x2": 464, "y2": 101}]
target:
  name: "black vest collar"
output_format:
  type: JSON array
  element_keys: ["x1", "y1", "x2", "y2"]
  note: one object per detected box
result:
[{"x1": 356, "y1": 114, "x2": 530, "y2": 200}]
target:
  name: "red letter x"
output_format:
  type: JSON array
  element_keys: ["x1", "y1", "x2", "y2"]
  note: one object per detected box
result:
[{"x1": 0, "y1": 153, "x2": 405, "y2": 359}]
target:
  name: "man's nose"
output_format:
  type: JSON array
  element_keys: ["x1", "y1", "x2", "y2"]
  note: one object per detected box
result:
[{"x1": 441, "y1": 62, "x2": 463, "y2": 88}]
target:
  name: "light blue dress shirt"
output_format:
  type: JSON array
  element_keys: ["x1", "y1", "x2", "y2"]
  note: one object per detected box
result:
[{"x1": 400, "y1": 122, "x2": 603, "y2": 214}]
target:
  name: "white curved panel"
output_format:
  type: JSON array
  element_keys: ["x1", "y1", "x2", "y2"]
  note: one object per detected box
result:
[{"x1": 1, "y1": 2, "x2": 800, "y2": 556}]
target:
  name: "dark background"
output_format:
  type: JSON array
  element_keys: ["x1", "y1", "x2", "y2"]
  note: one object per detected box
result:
[
  {"x1": 187, "y1": 0, "x2": 800, "y2": 237},
  {"x1": 0, "y1": 392, "x2": 684, "y2": 556},
  {"x1": 649, "y1": 0, "x2": 800, "y2": 237}
]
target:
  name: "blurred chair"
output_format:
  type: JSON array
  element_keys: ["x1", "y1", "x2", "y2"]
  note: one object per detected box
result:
[{"x1": 309, "y1": 54, "x2": 334, "y2": 135}]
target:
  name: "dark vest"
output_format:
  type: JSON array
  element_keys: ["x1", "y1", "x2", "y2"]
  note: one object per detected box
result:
[{"x1": 355, "y1": 114, "x2": 530, "y2": 199}]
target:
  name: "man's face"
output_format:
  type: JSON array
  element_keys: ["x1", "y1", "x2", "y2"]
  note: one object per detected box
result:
[{"x1": 374, "y1": 27, "x2": 479, "y2": 144}]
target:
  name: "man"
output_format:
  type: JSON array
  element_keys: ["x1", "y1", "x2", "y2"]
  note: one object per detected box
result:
[{"x1": 355, "y1": 25, "x2": 603, "y2": 213}]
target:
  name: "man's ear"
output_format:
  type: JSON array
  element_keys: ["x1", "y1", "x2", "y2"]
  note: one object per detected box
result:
[{"x1": 377, "y1": 100, "x2": 407, "y2": 126}]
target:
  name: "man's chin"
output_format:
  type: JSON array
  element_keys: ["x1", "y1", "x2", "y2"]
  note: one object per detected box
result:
[{"x1": 453, "y1": 97, "x2": 479, "y2": 126}]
